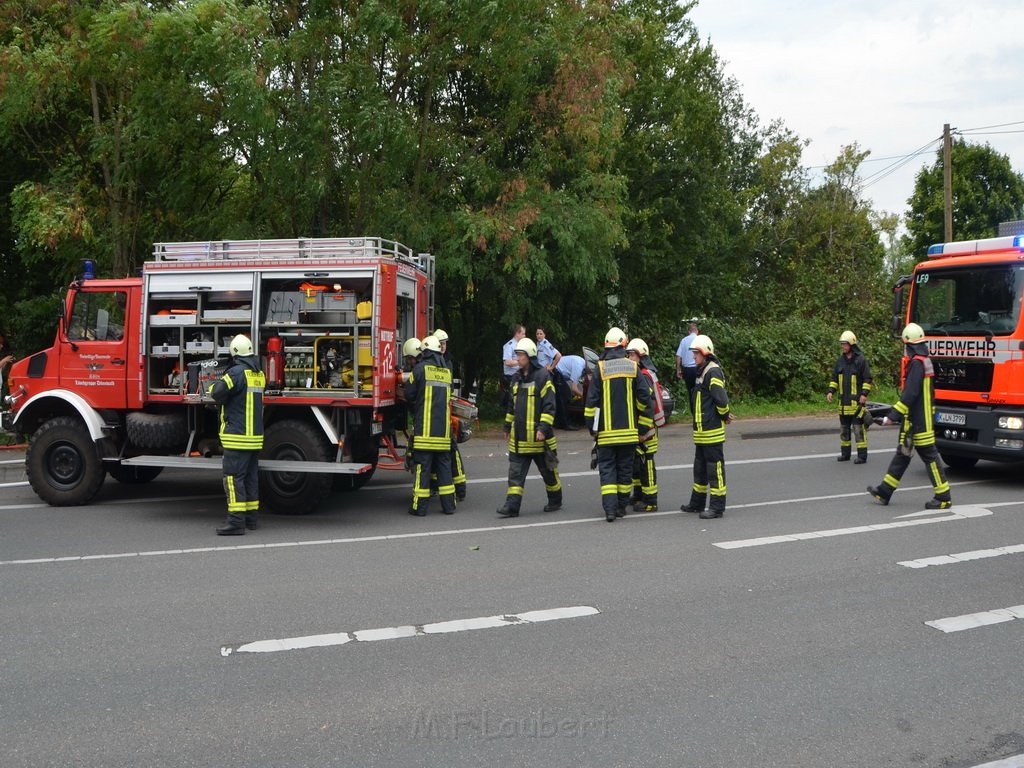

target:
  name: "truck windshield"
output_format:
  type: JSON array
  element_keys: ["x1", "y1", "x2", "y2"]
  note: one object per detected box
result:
[{"x1": 910, "y1": 264, "x2": 1023, "y2": 336}]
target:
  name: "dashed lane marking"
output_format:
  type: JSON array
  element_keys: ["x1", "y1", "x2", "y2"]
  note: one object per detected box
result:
[
  {"x1": 968, "y1": 755, "x2": 1024, "y2": 767},
  {"x1": 925, "y1": 605, "x2": 1024, "y2": 633},
  {"x1": 220, "y1": 605, "x2": 600, "y2": 656}
]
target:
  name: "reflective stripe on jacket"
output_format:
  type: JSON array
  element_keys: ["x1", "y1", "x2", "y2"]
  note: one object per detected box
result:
[
  {"x1": 505, "y1": 362, "x2": 556, "y2": 454},
  {"x1": 584, "y1": 348, "x2": 652, "y2": 446},
  {"x1": 405, "y1": 349, "x2": 452, "y2": 451},
  {"x1": 692, "y1": 358, "x2": 729, "y2": 445},
  {"x1": 209, "y1": 355, "x2": 265, "y2": 451},
  {"x1": 828, "y1": 346, "x2": 873, "y2": 415}
]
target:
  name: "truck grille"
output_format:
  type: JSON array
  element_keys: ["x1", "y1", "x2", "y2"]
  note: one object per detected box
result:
[{"x1": 932, "y1": 359, "x2": 993, "y2": 393}]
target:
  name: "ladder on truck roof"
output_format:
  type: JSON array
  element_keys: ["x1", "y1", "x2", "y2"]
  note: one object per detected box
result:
[{"x1": 152, "y1": 237, "x2": 433, "y2": 272}]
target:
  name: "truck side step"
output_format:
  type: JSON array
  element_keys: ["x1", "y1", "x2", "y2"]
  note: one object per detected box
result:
[{"x1": 107, "y1": 456, "x2": 372, "y2": 475}]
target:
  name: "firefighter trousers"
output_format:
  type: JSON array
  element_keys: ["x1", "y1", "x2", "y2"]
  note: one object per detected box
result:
[
  {"x1": 839, "y1": 413, "x2": 867, "y2": 459},
  {"x1": 412, "y1": 449, "x2": 455, "y2": 514},
  {"x1": 631, "y1": 444, "x2": 658, "y2": 506},
  {"x1": 223, "y1": 449, "x2": 260, "y2": 520},
  {"x1": 503, "y1": 452, "x2": 562, "y2": 512},
  {"x1": 876, "y1": 440, "x2": 951, "y2": 502},
  {"x1": 687, "y1": 442, "x2": 726, "y2": 513},
  {"x1": 597, "y1": 444, "x2": 635, "y2": 515}
]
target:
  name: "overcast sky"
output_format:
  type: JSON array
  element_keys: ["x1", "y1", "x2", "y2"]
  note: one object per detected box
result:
[{"x1": 688, "y1": 0, "x2": 1024, "y2": 225}]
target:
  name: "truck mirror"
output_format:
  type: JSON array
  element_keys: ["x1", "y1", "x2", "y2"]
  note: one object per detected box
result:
[{"x1": 891, "y1": 275, "x2": 911, "y2": 337}]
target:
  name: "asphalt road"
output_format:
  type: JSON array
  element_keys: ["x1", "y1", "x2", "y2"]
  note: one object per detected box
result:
[{"x1": 2, "y1": 418, "x2": 1023, "y2": 768}]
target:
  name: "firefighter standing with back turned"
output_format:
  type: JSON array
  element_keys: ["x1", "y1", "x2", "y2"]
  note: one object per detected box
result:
[
  {"x1": 626, "y1": 338, "x2": 661, "y2": 512},
  {"x1": 680, "y1": 334, "x2": 734, "y2": 519},
  {"x1": 209, "y1": 334, "x2": 265, "y2": 535},
  {"x1": 827, "y1": 330, "x2": 873, "y2": 464},
  {"x1": 496, "y1": 337, "x2": 562, "y2": 517},
  {"x1": 432, "y1": 328, "x2": 467, "y2": 502},
  {"x1": 405, "y1": 335, "x2": 456, "y2": 516},
  {"x1": 867, "y1": 322, "x2": 952, "y2": 509},
  {"x1": 585, "y1": 328, "x2": 652, "y2": 522}
]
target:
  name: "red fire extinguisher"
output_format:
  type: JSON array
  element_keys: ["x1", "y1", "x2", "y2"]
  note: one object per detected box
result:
[{"x1": 266, "y1": 335, "x2": 284, "y2": 389}]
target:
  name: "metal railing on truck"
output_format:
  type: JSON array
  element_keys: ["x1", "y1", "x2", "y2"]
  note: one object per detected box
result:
[{"x1": 152, "y1": 237, "x2": 431, "y2": 272}]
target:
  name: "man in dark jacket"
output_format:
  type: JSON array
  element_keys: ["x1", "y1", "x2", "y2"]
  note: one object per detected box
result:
[
  {"x1": 496, "y1": 337, "x2": 562, "y2": 518},
  {"x1": 209, "y1": 334, "x2": 265, "y2": 535},
  {"x1": 827, "y1": 330, "x2": 873, "y2": 463},
  {"x1": 405, "y1": 335, "x2": 455, "y2": 516},
  {"x1": 867, "y1": 323, "x2": 952, "y2": 509},
  {"x1": 585, "y1": 327, "x2": 652, "y2": 522},
  {"x1": 680, "y1": 335, "x2": 734, "y2": 519}
]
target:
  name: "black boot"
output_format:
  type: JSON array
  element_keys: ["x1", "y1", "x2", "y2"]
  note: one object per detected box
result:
[
  {"x1": 925, "y1": 497, "x2": 952, "y2": 510},
  {"x1": 699, "y1": 508, "x2": 723, "y2": 519},
  {"x1": 543, "y1": 499, "x2": 562, "y2": 512},
  {"x1": 853, "y1": 454, "x2": 867, "y2": 465},
  {"x1": 866, "y1": 485, "x2": 890, "y2": 506},
  {"x1": 245, "y1": 512, "x2": 259, "y2": 530},
  {"x1": 680, "y1": 503, "x2": 703, "y2": 514},
  {"x1": 216, "y1": 513, "x2": 246, "y2": 536},
  {"x1": 496, "y1": 505, "x2": 519, "y2": 518}
]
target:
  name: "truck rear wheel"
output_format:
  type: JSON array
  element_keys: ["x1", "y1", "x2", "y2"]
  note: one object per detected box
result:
[
  {"x1": 334, "y1": 436, "x2": 379, "y2": 491},
  {"x1": 107, "y1": 464, "x2": 165, "y2": 484},
  {"x1": 26, "y1": 417, "x2": 106, "y2": 506},
  {"x1": 941, "y1": 453, "x2": 978, "y2": 471},
  {"x1": 260, "y1": 420, "x2": 332, "y2": 514}
]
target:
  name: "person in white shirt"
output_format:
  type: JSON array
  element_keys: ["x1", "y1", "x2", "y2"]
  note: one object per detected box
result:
[
  {"x1": 501, "y1": 324, "x2": 526, "y2": 409},
  {"x1": 675, "y1": 320, "x2": 699, "y2": 406},
  {"x1": 534, "y1": 327, "x2": 562, "y2": 372},
  {"x1": 553, "y1": 353, "x2": 586, "y2": 430}
]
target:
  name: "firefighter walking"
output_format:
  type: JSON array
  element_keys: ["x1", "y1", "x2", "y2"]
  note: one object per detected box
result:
[
  {"x1": 867, "y1": 323, "x2": 952, "y2": 509},
  {"x1": 680, "y1": 335, "x2": 733, "y2": 519},
  {"x1": 496, "y1": 337, "x2": 562, "y2": 517},
  {"x1": 405, "y1": 335, "x2": 456, "y2": 516},
  {"x1": 209, "y1": 334, "x2": 265, "y2": 535},
  {"x1": 585, "y1": 328, "x2": 652, "y2": 522},
  {"x1": 827, "y1": 330, "x2": 873, "y2": 463},
  {"x1": 626, "y1": 338, "x2": 661, "y2": 512}
]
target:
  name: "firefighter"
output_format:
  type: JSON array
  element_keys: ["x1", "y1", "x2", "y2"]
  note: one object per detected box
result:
[
  {"x1": 585, "y1": 327, "x2": 652, "y2": 522},
  {"x1": 827, "y1": 330, "x2": 873, "y2": 463},
  {"x1": 496, "y1": 337, "x2": 562, "y2": 517},
  {"x1": 405, "y1": 334, "x2": 456, "y2": 516},
  {"x1": 209, "y1": 334, "x2": 265, "y2": 535},
  {"x1": 867, "y1": 323, "x2": 952, "y2": 509},
  {"x1": 680, "y1": 335, "x2": 734, "y2": 519},
  {"x1": 432, "y1": 328, "x2": 467, "y2": 502},
  {"x1": 626, "y1": 338, "x2": 660, "y2": 512}
]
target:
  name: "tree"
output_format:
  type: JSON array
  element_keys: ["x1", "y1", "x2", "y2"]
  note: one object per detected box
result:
[{"x1": 906, "y1": 140, "x2": 1024, "y2": 256}]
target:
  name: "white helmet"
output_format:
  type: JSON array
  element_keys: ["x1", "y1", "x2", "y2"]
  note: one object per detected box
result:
[
  {"x1": 901, "y1": 322, "x2": 925, "y2": 343},
  {"x1": 604, "y1": 327, "x2": 627, "y2": 348},
  {"x1": 689, "y1": 334, "x2": 714, "y2": 356},
  {"x1": 432, "y1": 329, "x2": 449, "y2": 342},
  {"x1": 421, "y1": 335, "x2": 442, "y2": 353},
  {"x1": 626, "y1": 338, "x2": 649, "y2": 356},
  {"x1": 402, "y1": 338, "x2": 422, "y2": 358},
  {"x1": 840, "y1": 330, "x2": 857, "y2": 345},
  {"x1": 229, "y1": 334, "x2": 253, "y2": 357},
  {"x1": 515, "y1": 337, "x2": 538, "y2": 357}
]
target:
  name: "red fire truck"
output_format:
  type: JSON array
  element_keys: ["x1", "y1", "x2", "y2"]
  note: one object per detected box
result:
[
  {"x1": 892, "y1": 234, "x2": 1024, "y2": 469},
  {"x1": 3, "y1": 237, "x2": 475, "y2": 512}
]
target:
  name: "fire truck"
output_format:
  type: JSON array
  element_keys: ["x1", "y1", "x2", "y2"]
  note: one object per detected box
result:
[
  {"x1": 3, "y1": 237, "x2": 476, "y2": 512},
  {"x1": 892, "y1": 234, "x2": 1024, "y2": 469}
]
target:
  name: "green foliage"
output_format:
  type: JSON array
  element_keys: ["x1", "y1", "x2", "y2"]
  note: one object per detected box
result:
[{"x1": 906, "y1": 140, "x2": 1024, "y2": 255}]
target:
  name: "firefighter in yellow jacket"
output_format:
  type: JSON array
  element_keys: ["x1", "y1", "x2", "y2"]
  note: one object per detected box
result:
[
  {"x1": 404, "y1": 335, "x2": 456, "y2": 516},
  {"x1": 680, "y1": 334, "x2": 733, "y2": 519},
  {"x1": 496, "y1": 337, "x2": 562, "y2": 518},
  {"x1": 585, "y1": 328, "x2": 652, "y2": 522},
  {"x1": 209, "y1": 334, "x2": 265, "y2": 535},
  {"x1": 827, "y1": 330, "x2": 873, "y2": 463},
  {"x1": 626, "y1": 338, "x2": 660, "y2": 512}
]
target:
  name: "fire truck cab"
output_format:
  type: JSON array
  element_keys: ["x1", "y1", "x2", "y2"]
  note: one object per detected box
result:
[
  {"x1": 3, "y1": 237, "x2": 466, "y2": 513},
  {"x1": 893, "y1": 234, "x2": 1024, "y2": 469}
]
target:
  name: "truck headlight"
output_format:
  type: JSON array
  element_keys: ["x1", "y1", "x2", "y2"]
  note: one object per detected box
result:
[{"x1": 997, "y1": 416, "x2": 1024, "y2": 430}]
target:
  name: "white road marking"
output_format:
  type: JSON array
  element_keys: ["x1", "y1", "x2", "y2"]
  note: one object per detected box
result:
[
  {"x1": 713, "y1": 505, "x2": 995, "y2": 550},
  {"x1": 221, "y1": 605, "x2": 599, "y2": 656},
  {"x1": 0, "y1": 487, "x2": 1004, "y2": 567},
  {"x1": 0, "y1": 481, "x2": 29, "y2": 488},
  {"x1": 900, "y1": 544, "x2": 1024, "y2": 569},
  {"x1": 0, "y1": 458, "x2": 24, "y2": 464},
  {"x1": 968, "y1": 755, "x2": 1024, "y2": 767},
  {"x1": 925, "y1": 605, "x2": 1024, "y2": 633},
  {"x1": 0, "y1": 493, "x2": 223, "y2": 512}
]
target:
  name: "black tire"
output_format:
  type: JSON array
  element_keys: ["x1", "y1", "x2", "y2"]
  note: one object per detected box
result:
[
  {"x1": 260, "y1": 419, "x2": 333, "y2": 514},
  {"x1": 334, "y1": 436, "x2": 379, "y2": 491},
  {"x1": 125, "y1": 412, "x2": 188, "y2": 450},
  {"x1": 941, "y1": 453, "x2": 979, "y2": 471},
  {"x1": 107, "y1": 464, "x2": 165, "y2": 484},
  {"x1": 26, "y1": 416, "x2": 106, "y2": 506}
]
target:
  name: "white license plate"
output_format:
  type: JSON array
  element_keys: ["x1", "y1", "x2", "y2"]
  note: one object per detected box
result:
[
  {"x1": 371, "y1": 421, "x2": 382, "y2": 435},
  {"x1": 935, "y1": 412, "x2": 966, "y2": 426}
]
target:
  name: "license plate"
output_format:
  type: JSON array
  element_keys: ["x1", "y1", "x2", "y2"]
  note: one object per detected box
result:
[
  {"x1": 935, "y1": 412, "x2": 966, "y2": 426},
  {"x1": 371, "y1": 421, "x2": 382, "y2": 435}
]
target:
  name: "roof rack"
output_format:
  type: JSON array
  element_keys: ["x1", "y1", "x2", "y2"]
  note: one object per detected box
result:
[{"x1": 152, "y1": 237, "x2": 428, "y2": 270}]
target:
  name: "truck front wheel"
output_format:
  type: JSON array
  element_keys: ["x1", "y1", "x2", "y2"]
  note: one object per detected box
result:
[
  {"x1": 26, "y1": 417, "x2": 106, "y2": 506},
  {"x1": 260, "y1": 420, "x2": 333, "y2": 514}
]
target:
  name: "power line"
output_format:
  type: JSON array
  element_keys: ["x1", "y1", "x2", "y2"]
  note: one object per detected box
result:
[
  {"x1": 859, "y1": 137, "x2": 942, "y2": 189},
  {"x1": 956, "y1": 119, "x2": 1024, "y2": 132},
  {"x1": 956, "y1": 129, "x2": 1024, "y2": 136}
]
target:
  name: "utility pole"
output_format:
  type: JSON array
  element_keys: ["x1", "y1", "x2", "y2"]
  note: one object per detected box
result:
[{"x1": 943, "y1": 123, "x2": 953, "y2": 242}]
